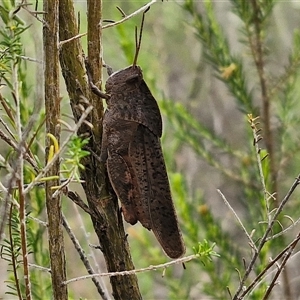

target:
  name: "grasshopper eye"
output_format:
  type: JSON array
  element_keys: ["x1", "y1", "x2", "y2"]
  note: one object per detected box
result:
[{"x1": 126, "y1": 74, "x2": 140, "y2": 84}]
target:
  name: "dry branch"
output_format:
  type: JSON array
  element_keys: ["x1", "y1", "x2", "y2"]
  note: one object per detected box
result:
[
  {"x1": 58, "y1": 0, "x2": 143, "y2": 298},
  {"x1": 43, "y1": 0, "x2": 68, "y2": 298}
]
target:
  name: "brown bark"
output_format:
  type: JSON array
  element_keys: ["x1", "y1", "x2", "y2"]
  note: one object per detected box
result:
[
  {"x1": 58, "y1": 0, "x2": 142, "y2": 299},
  {"x1": 43, "y1": 0, "x2": 68, "y2": 299}
]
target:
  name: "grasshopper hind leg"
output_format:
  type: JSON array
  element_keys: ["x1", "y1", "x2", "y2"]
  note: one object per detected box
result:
[{"x1": 107, "y1": 152, "x2": 138, "y2": 225}]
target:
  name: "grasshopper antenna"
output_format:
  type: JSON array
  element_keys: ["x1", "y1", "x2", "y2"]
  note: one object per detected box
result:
[{"x1": 132, "y1": 7, "x2": 150, "y2": 67}]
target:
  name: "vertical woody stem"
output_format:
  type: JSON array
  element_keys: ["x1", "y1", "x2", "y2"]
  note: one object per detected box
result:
[
  {"x1": 58, "y1": 0, "x2": 142, "y2": 298},
  {"x1": 44, "y1": 0, "x2": 68, "y2": 298}
]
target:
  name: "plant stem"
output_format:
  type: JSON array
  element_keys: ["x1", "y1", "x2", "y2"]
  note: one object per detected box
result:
[
  {"x1": 43, "y1": 0, "x2": 68, "y2": 298},
  {"x1": 249, "y1": 1, "x2": 292, "y2": 297},
  {"x1": 233, "y1": 174, "x2": 300, "y2": 299},
  {"x1": 58, "y1": 0, "x2": 142, "y2": 298},
  {"x1": 249, "y1": 0, "x2": 277, "y2": 197},
  {"x1": 8, "y1": 204, "x2": 22, "y2": 299}
]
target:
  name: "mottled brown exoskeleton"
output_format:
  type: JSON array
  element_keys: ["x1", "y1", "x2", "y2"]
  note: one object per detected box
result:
[{"x1": 86, "y1": 11, "x2": 185, "y2": 259}]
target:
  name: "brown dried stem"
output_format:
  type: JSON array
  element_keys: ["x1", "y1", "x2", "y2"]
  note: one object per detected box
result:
[
  {"x1": 62, "y1": 214, "x2": 108, "y2": 299},
  {"x1": 239, "y1": 232, "x2": 300, "y2": 298},
  {"x1": 248, "y1": 0, "x2": 277, "y2": 197},
  {"x1": 262, "y1": 232, "x2": 300, "y2": 300},
  {"x1": 18, "y1": 179, "x2": 32, "y2": 300},
  {"x1": 233, "y1": 174, "x2": 300, "y2": 300},
  {"x1": 43, "y1": 0, "x2": 68, "y2": 298},
  {"x1": 63, "y1": 254, "x2": 198, "y2": 285},
  {"x1": 58, "y1": 0, "x2": 142, "y2": 299},
  {"x1": 59, "y1": 0, "x2": 159, "y2": 47}
]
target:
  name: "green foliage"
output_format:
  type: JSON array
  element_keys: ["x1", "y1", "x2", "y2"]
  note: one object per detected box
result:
[
  {"x1": 193, "y1": 240, "x2": 219, "y2": 261},
  {"x1": 62, "y1": 135, "x2": 90, "y2": 181},
  {"x1": 184, "y1": 0, "x2": 254, "y2": 113},
  {"x1": 1, "y1": 204, "x2": 51, "y2": 299},
  {"x1": 1, "y1": 206, "x2": 23, "y2": 298},
  {"x1": 157, "y1": 0, "x2": 300, "y2": 298},
  {"x1": 0, "y1": 1, "x2": 27, "y2": 89},
  {"x1": 0, "y1": 2, "x2": 84, "y2": 299}
]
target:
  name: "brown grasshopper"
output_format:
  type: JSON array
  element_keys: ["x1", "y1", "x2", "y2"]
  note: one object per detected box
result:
[{"x1": 86, "y1": 11, "x2": 185, "y2": 259}]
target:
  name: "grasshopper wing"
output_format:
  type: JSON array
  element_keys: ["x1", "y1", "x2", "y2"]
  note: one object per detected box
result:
[{"x1": 130, "y1": 124, "x2": 185, "y2": 259}]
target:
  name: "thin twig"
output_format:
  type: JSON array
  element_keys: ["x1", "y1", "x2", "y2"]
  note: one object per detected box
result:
[
  {"x1": 248, "y1": 0, "x2": 276, "y2": 196},
  {"x1": 51, "y1": 172, "x2": 75, "y2": 198},
  {"x1": 67, "y1": 191, "x2": 95, "y2": 217},
  {"x1": 0, "y1": 92, "x2": 15, "y2": 122},
  {"x1": 0, "y1": 175, "x2": 16, "y2": 242},
  {"x1": 59, "y1": 32, "x2": 87, "y2": 47},
  {"x1": 0, "y1": 116, "x2": 16, "y2": 140},
  {"x1": 28, "y1": 263, "x2": 51, "y2": 273},
  {"x1": 59, "y1": 0, "x2": 159, "y2": 47},
  {"x1": 266, "y1": 216, "x2": 300, "y2": 241},
  {"x1": 233, "y1": 174, "x2": 300, "y2": 300},
  {"x1": 62, "y1": 214, "x2": 109, "y2": 300},
  {"x1": 102, "y1": 0, "x2": 157, "y2": 29},
  {"x1": 63, "y1": 254, "x2": 199, "y2": 285},
  {"x1": 13, "y1": 48, "x2": 32, "y2": 300},
  {"x1": 16, "y1": 55, "x2": 43, "y2": 64},
  {"x1": 0, "y1": 127, "x2": 39, "y2": 172},
  {"x1": 248, "y1": 115, "x2": 270, "y2": 215},
  {"x1": 262, "y1": 232, "x2": 300, "y2": 300},
  {"x1": 21, "y1": 4, "x2": 47, "y2": 25},
  {"x1": 28, "y1": 216, "x2": 48, "y2": 227},
  {"x1": 217, "y1": 189, "x2": 257, "y2": 252},
  {"x1": 239, "y1": 232, "x2": 300, "y2": 298},
  {"x1": 71, "y1": 202, "x2": 111, "y2": 298},
  {"x1": 23, "y1": 105, "x2": 93, "y2": 194},
  {"x1": 0, "y1": 94, "x2": 39, "y2": 172}
]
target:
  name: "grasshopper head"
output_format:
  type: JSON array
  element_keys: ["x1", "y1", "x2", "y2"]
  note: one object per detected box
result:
[{"x1": 105, "y1": 65, "x2": 143, "y2": 94}]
